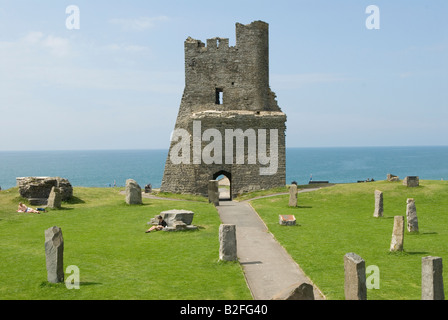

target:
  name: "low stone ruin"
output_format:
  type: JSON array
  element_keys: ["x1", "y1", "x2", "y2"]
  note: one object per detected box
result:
[
  {"x1": 17, "y1": 177, "x2": 73, "y2": 205},
  {"x1": 387, "y1": 174, "x2": 399, "y2": 182},
  {"x1": 403, "y1": 176, "x2": 419, "y2": 187},
  {"x1": 149, "y1": 209, "x2": 198, "y2": 232}
]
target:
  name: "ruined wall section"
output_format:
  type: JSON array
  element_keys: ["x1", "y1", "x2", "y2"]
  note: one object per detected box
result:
[{"x1": 161, "y1": 111, "x2": 286, "y2": 198}]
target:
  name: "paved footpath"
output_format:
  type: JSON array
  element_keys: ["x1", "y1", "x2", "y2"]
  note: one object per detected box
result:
[{"x1": 216, "y1": 190, "x2": 325, "y2": 300}]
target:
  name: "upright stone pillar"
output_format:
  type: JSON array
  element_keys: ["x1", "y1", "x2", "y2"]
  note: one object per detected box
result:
[
  {"x1": 344, "y1": 252, "x2": 367, "y2": 300},
  {"x1": 390, "y1": 216, "x2": 404, "y2": 252},
  {"x1": 288, "y1": 184, "x2": 298, "y2": 207},
  {"x1": 47, "y1": 186, "x2": 62, "y2": 209},
  {"x1": 219, "y1": 224, "x2": 237, "y2": 261},
  {"x1": 208, "y1": 180, "x2": 219, "y2": 206},
  {"x1": 373, "y1": 190, "x2": 383, "y2": 217},
  {"x1": 406, "y1": 198, "x2": 419, "y2": 232},
  {"x1": 45, "y1": 226, "x2": 64, "y2": 283},
  {"x1": 125, "y1": 179, "x2": 142, "y2": 205},
  {"x1": 422, "y1": 256, "x2": 445, "y2": 300}
]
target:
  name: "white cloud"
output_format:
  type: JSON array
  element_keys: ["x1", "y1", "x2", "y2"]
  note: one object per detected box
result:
[
  {"x1": 22, "y1": 31, "x2": 44, "y2": 44},
  {"x1": 7, "y1": 31, "x2": 72, "y2": 58},
  {"x1": 109, "y1": 15, "x2": 169, "y2": 31}
]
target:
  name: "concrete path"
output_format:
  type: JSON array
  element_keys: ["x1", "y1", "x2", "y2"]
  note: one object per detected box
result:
[{"x1": 216, "y1": 190, "x2": 325, "y2": 300}]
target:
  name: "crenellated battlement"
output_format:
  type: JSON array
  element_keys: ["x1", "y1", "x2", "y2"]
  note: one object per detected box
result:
[{"x1": 185, "y1": 36, "x2": 233, "y2": 53}]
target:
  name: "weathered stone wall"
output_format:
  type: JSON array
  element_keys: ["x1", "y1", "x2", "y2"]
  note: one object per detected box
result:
[
  {"x1": 17, "y1": 177, "x2": 73, "y2": 201},
  {"x1": 161, "y1": 21, "x2": 287, "y2": 198}
]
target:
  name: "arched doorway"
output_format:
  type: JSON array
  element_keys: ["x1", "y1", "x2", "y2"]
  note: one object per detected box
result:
[{"x1": 213, "y1": 171, "x2": 232, "y2": 201}]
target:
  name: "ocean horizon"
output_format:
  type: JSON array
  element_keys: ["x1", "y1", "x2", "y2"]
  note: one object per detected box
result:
[{"x1": 1, "y1": 146, "x2": 448, "y2": 191}]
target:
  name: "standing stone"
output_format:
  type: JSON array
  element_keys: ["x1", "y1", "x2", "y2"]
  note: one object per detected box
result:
[
  {"x1": 406, "y1": 198, "x2": 419, "y2": 232},
  {"x1": 344, "y1": 252, "x2": 367, "y2": 300},
  {"x1": 373, "y1": 190, "x2": 383, "y2": 218},
  {"x1": 390, "y1": 216, "x2": 404, "y2": 252},
  {"x1": 208, "y1": 180, "x2": 219, "y2": 206},
  {"x1": 422, "y1": 256, "x2": 445, "y2": 300},
  {"x1": 288, "y1": 184, "x2": 298, "y2": 207},
  {"x1": 47, "y1": 186, "x2": 62, "y2": 209},
  {"x1": 219, "y1": 224, "x2": 237, "y2": 261},
  {"x1": 44, "y1": 226, "x2": 64, "y2": 283},
  {"x1": 125, "y1": 179, "x2": 142, "y2": 205}
]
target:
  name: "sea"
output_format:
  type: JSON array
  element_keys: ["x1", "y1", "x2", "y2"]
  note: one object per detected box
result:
[{"x1": 0, "y1": 146, "x2": 447, "y2": 190}]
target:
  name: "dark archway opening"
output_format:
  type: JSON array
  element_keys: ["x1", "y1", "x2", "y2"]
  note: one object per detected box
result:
[{"x1": 213, "y1": 171, "x2": 232, "y2": 201}]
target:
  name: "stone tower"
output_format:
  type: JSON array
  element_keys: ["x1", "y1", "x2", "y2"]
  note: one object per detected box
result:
[{"x1": 160, "y1": 21, "x2": 287, "y2": 199}]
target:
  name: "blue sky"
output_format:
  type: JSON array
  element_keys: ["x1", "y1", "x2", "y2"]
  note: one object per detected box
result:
[{"x1": 0, "y1": 0, "x2": 447, "y2": 150}]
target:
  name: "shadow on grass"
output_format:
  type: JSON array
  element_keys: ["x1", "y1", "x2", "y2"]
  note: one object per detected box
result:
[
  {"x1": 388, "y1": 250, "x2": 430, "y2": 256},
  {"x1": 406, "y1": 251, "x2": 430, "y2": 255},
  {"x1": 64, "y1": 196, "x2": 85, "y2": 204},
  {"x1": 39, "y1": 281, "x2": 102, "y2": 288}
]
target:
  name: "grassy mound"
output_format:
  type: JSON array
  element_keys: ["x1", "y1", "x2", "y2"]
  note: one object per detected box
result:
[
  {"x1": 250, "y1": 180, "x2": 448, "y2": 300},
  {"x1": 0, "y1": 187, "x2": 252, "y2": 300}
]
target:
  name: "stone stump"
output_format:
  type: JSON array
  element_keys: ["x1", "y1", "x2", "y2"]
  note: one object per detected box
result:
[
  {"x1": 390, "y1": 216, "x2": 404, "y2": 252},
  {"x1": 219, "y1": 224, "x2": 237, "y2": 261},
  {"x1": 208, "y1": 180, "x2": 219, "y2": 206},
  {"x1": 47, "y1": 186, "x2": 62, "y2": 209},
  {"x1": 422, "y1": 256, "x2": 445, "y2": 300},
  {"x1": 279, "y1": 215, "x2": 296, "y2": 226},
  {"x1": 125, "y1": 179, "x2": 142, "y2": 205},
  {"x1": 406, "y1": 198, "x2": 419, "y2": 232},
  {"x1": 271, "y1": 282, "x2": 315, "y2": 300},
  {"x1": 152, "y1": 209, "x2": 198, "y2": 232},
  {"x1": 373, "y1": 190, "x2": 383, "y2": 218},
  {"x1": 344, "y1": 252, "x2": 367, "y2": 300},
  {"x1": 45, "y1": 226, "x2": 64, "y2": 283},
  {"x1": 288, "y1": 184, "x2": 298, "y2": 207}
]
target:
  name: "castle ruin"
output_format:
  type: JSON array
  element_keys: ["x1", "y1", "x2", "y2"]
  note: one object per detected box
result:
[{"x1": 160, "y1": 21, "x2": 287, "y2": 199}]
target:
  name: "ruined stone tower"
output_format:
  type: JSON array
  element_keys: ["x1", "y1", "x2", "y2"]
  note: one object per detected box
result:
[{"x1": 160, "y1": 21, "x2": 287, "y2": 199}]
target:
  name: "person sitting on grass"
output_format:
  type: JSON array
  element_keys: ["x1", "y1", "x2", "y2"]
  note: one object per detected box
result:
[
  {"x1": 145, "y1": 215, "x2": 167, "y2": 233},
  {"x1": 17, "y1": 202, "x2": 40, "y2": 214}
]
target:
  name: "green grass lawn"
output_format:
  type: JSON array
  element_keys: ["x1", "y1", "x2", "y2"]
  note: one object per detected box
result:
[
  {"x1": 250, "y1": 180, "x2": 448, "y2": 300},
  {"x1": 0, "y1": 187, "x2": 252, "y2": 300}
]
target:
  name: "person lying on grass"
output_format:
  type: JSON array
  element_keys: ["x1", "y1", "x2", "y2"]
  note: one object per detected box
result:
[
  {"x1": 17, "y1": 202, "x2": 40, "y2": 214},
  {"x1": 145, "y1": 215, "x2": 167, "y2": 233}
]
